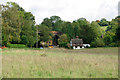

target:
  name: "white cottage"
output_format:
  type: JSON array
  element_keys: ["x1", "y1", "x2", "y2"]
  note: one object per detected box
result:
[
  {"x1": 70, "y1": 36, "x2": 90, "y2": 49},
  {"x1": 70, "y1": 37, "x2": 84, "y2": 49}
]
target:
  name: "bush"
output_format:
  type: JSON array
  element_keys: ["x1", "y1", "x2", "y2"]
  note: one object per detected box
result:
[
  {"x1": 104, "y1": 35, "x2": 113, "y2": 46},
  {"x1": 90, "y1": 42, "x2": 97, "y2": 47},
  {"x1": 7, "y1": 44, "x2": 26, "y2": 48},
  {"x1": 108, "y1": 42, "x2": 120, "y2": 47},
  {"x1": 96, "y1": 39, "x2": 105, "y2": 47},
  {"x1": 58, "y1": 34, "x2": 68, "y2": 44},
  {"x1": 59, "y1": 42, "x2": 72, "y2": 49},
  {"x1": 108, "y1": 43, "x2": 118, "y2": 47},
  {"x1": 59, "y1": 42, "x2": 68, "y2": 48},
  {"x1": 90, "y1": 38, "x2": 105, "y2": 47}
]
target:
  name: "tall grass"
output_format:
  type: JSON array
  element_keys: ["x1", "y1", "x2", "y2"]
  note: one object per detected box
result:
[{"x1": 2, "y1": 47, "x2": 118, "y2": 78}]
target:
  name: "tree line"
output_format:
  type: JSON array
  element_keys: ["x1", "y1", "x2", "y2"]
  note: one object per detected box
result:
[{"x1": 1, "y1": 2, "x2": 120, "y2": 48}]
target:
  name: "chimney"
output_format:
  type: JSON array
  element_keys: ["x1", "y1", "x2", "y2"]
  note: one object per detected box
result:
[{"x1": 76, "y1": 36, "x2": 79, "y2": 39}]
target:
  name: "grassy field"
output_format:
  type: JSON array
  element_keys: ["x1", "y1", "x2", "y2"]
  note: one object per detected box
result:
[{"x1": 2, "y1": 47, "x2": 118, "y2": 78}]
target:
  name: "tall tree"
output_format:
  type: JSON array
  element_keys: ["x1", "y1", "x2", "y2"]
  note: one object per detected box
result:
[
  {"x1": 20, "y1": 12, "x2": 36, "y2": 47},
  {"x1": 98, "y1": 18, "x2": 109, "y2": 26},
  {"x1": 2, "y1": 3, "x2": 23, "y2": 45},
  {"x1": 38, "y1": 24, "x2": 50, "y2": 42},
  {"x1": 50, "y1": 16, "x2": 63, "y2": 31},
  {"x1": 58, "y1": 34, "x2": 68, "y2": 44},
  {"x1": 62, "y1": 22, "x2": 74, "y2": 40},
  {"x1": 2, "y1": 2, "x2": 36, "y2": 47},
  {"x1": 41, "y1": 18, "x2": 52, "y2": 27}
]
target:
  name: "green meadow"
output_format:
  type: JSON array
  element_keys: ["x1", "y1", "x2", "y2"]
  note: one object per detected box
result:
[{"x1": 2, "y1": 47, "x2": 118, "y2": 78}]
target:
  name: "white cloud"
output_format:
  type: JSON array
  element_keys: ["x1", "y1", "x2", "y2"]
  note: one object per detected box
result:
[{"x1": 0, "y1": 0, "x2": 119, "y2": 24}]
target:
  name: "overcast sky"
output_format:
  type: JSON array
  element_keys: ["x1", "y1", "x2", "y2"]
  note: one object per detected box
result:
[{"x1": 0, "y1": 0, "x2": 119, "y2": 24}]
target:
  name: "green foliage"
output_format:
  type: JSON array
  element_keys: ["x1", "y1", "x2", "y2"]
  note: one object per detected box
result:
[
  {"x1": 41, "y1": 16, "x2": 119, "y2": 47},
  {"x1": 62, "y1": 22, "x2": 74, "y2": 40},
  {"x1": 41, "y1": 18, "x2": 52, "y2": 27},
  {"x1": 98, "y1": 18, "x2": 109, "y2": 26},
  {"x1": 2, "y1": 2, "x2": 36, "y2": 47},
  {"x1": 7, "y1": 44, "x2": 26, "y2": 48},
  {"x1": 104, "y1": 34, "x2": 113, "y2": 46},
  {"x1": 58, "y1": 34, "x2": 68, "y2": 44},
  {"x1": 58, "y1": 34, "x2": 71, "y2": 48},
  {"x1": 108, "y1": 42, "x2": 119, "y2": 47},
  {"x1": 41, "y1": 16, "x2": 63, "y2": 31},
  {"x1": 21, "y1": 35, "x2": 28, "y2": 45},
  {"x1": 50, "y1": 16, "x2": 61, "y2": 24},
  {"x1": 2, "y1": 4, "x2": 22, "y2": 44},
  {"x1": 90, "y1": 42, "x2": 96, "y2": 47},
  {"x1": 2, "y1": 2, "x2": 119, "y2": 48},
  {"x1": 100, "y1": 26, "x2": 107, "y2": 34},
  {"x1": 59, "y1": 42, "x2": 68, "y2": 48},
  {"x1": 38, "y1": 25, "x2": 50, "y2": 42},
  {"x1": 72, "y1": 22, "x2": 80, "y2": 37},
  {"x1": 20, "y1": 12, "x2": 36, "y2": 47},
  {"x1": 91, "y1": 38, "x2": 105, "y2": 47}
]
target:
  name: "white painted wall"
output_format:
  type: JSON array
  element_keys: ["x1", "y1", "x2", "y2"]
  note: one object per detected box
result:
[
  {"x1": 83, "y1": 44, "x2": 90, "y2": 47},
  {"x1": 73, "y1": 46, "x2": 84, "y2": 49},
  {"x1": 72, "y1": 44, "x2": 90, "y2": 49}
]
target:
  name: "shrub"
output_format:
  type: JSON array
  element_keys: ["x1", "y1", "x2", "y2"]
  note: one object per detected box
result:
[
  {"x1": 108, "y1": 43, "x2": 118, "y2": 47},
  {"x1": 90, "y1": 42, "x2": 97, "y2": 47},
  {"x1": 59, "y1": 42, "x2": 68, "y2": 48},
  {"x1": 104, "y1": 35, "x2": 113, "y2": 46},
  {"x1": 108, "y1": 42, "x2": 120, "y2": 47},
  {"x1": 7, "y1": 44, "x2": 26, "y2": 48},
  {"x1": 90, "y1": 38, "x2": 105, "y2": 47},
  {"x1": 58, "y1": 34, "x2": 68, "y2": 44},
  {"x1": 96, "y1": 39, "x2": 105, "y2": 47},
  {"x1": 59, "y1": 42, "x2": 72, "y2": 49}
]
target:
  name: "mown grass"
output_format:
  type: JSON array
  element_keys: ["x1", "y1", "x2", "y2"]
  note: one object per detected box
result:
[{"x1": 2, "y1": 47, "x2": 118, "y2": 78}]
